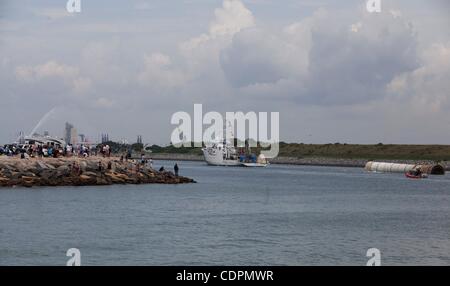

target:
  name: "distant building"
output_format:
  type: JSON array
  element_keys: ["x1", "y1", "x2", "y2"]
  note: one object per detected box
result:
[
  {"x1": 101, "y1": 133, "x2": 110, "y2": 143},
  {"x1": 137, "y1": 135, "x2": 143, "y2": 144},
  {"x1": 64, "y1": 122, "x2": 73, "y2": 144},
  {"x1": 70, "y1": 127, "x2": 78, "y2": 145},
  {"x1": 17, "y1": 131, "x2": 25, "y2": 144},
  {"x1": 65, "y1": 122, "x2": 78, "y2": 145}
]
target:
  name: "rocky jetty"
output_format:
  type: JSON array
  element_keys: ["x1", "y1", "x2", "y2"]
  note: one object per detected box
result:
[{"x1": 0, "y1": 157, "x2": 195, "y2": 188}]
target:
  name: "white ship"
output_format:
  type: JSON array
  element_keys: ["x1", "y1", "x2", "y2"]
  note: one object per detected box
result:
[
  {"x1": 202, "y1": 123, "x2": 269, "y2": 167},
  {"x1": 202, "y1": 140, "x2": 269, "y2": 167},
  {"x1": 202, "y1": 140, "x2": 241, "y2": 166}
]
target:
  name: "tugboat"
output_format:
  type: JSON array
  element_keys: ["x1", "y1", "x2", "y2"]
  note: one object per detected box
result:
[{"x1": 239, "y1": 153, "x2": 269, "y2": 167}]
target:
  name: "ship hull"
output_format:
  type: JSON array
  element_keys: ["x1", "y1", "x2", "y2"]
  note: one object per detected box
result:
[{"x1": 202, "y1": 148, "x2": 241, "y2": 166}]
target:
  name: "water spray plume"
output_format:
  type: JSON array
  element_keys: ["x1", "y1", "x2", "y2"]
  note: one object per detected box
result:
[{"x1": 29, "y1": 107, "x2": 58, "y2": 137}]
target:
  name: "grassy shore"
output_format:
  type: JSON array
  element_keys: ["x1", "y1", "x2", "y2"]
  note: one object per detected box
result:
[
  {"x1": 275, "y1": 143, "x2": 450, "y2": 161},
  {"x1": 146, "y1": 143, "x2": 450, "y2": 162}
]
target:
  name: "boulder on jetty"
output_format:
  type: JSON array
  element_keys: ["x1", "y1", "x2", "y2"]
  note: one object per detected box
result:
[{"x1": 0, "y1": 157, "x2": 195, "y2": 188}]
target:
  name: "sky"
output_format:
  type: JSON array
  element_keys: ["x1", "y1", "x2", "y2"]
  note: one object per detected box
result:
[{"x1": 0, "y1": 0, "x2": 449, "y2": 145}]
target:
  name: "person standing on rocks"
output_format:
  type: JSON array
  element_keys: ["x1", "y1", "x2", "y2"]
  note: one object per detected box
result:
[
  {"x1": 106, "y1": 145, "x2": 111, "y2": 157},
  {"x1": 148, "y1": 158, "x2": 153, "y2": 169},
  {"x1": 37, "y1": 145, "x2": 43, "y2": 157},
  {"x1": 126, "y1": 149, "x2": 132, "y2": 161},
  {"x1": 174, "y1": 163, "x2": 179, "y2": 176},
  {"x1": 66, "y1": 144, "x2": 72, "y2": 157}
]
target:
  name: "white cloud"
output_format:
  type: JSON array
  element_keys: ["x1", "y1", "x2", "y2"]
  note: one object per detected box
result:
[
  {"x1": 209, "y1": 0, "x2": 255, "y2": 38},
  {"x1": 14, "y1": 61, "x2": 91, "y2": 95},
  {"x1": 138, "y1": 53, "x2": 187, "y2": 88},
  {"x1": 215, "y1": 7, "x2": 420, "y2": 106},
  {"x1": 133, "y1": 0, "x2": 258, "y2": 94},
  {"x1": 15, "y1": 61, "x2": 78, "y2": 82},
  {"x1": 180, "y1": 0, "x2": 255, "y2": 51},
  {"x1": 387, "y1": 41, "x2": 450, "y2": 114},
  {"x1": 220, "y1": 27, "x2": 308, "y2": 87}
]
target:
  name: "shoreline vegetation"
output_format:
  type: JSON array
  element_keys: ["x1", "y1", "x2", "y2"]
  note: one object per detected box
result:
[
  {"x1": 145, "y1": 142, "x2": 450, "y2": 161},
  {"x1": 140, "y1": 142, "x2": 450, "y2": 170},
  {"x1": 0, "y1": 156, "x2": 195, "y2": 188}
]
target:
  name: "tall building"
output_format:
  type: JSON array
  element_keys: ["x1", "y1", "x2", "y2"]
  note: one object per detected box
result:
[
  {"x1": 17, "y1": 131, "x2": 25, "y2": 144},
  {"x1": 137, "y1": 135, "x2": 143, "y2": 144},
  {"x1": 70, "y1": 127, "x2": 78, "y2": 145},
  {"x1": 101, "y1": 133, "x2": 110, "y2": 143},
  {"x1": 64, "y1": 122, "x2": 73, "y2": 144},
  {"x1": 65, "y1": 122, "x2": 78, "y2": 145}
]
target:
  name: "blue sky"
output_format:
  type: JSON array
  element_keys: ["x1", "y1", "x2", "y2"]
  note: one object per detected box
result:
[{"x1": 0, "y1": 0, "x2": 449, "y2": 145}]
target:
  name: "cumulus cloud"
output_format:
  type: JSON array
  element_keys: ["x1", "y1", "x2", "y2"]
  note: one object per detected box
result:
[
  {"x1": 14, "y1": 61, "x2": 91, "y2": 95},
  {"x1": 15, "y1": 1, "x2": 435, "y2": 109},
  {"x1": 303, "y1": 9, "x2": 419, "y2": 104},
  {"x1": 179, "y1": 0, "x2": 255, "y2": 77},
  {"x1": 220, "y1": 28, "x2": 306, "y2": 87},
  {"x1": 387, "y1": 41, "x2": 450, "y2": 114},
  {"x1": 182, "y1": 0, "x2": 254, "y2": 51},
  {"x1": 138, "y1": 53, "x2": 187, "y2": 88},
  {"x1": 219, "y1": 7, "x2": 421, "y2": 106},
  {"x1": 135, "y1": 0, "x2": 257, "y2": 98},
  {"x1": 15, "y1": 61, "x2": 78, "y2": 82},
  {"x1": 209, "y1": 0, "x2": 255, "y2": 38}
]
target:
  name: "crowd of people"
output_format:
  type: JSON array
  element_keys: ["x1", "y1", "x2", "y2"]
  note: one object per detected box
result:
[
  {"x1": 1, "y1": 143, "x2": 181, "y2": 176},
  {"x1": 0, "y1": 143, "x2": 112, "y2": 159}
]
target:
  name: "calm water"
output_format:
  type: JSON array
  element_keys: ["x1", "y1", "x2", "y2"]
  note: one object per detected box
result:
[{"x1": 0, "y1": 160, "x2": 449, "y2": 265}]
